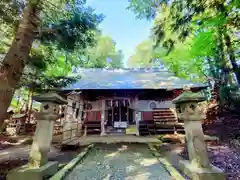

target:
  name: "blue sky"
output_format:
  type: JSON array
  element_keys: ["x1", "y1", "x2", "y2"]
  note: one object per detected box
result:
[{"x1": 86, "y1": 0, "x2": 153, "y2": 67}]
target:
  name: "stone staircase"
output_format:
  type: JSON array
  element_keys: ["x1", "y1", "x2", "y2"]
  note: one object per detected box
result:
[
  {"x1": 84, "y1": 121, "x2": 101, "y2": 135},
  {"x1": 139, "y1": 108, "x2": 184, "y2": 136}
]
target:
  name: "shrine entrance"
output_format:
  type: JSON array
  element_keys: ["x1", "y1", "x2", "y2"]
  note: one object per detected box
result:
[{"x1": 106, "y1": 99, "x2": 134, "y2": 130}]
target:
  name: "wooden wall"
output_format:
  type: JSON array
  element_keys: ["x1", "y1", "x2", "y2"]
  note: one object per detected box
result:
[
  {"x1": 141, "y1": 112, "x2": 153, "y2": 121},
  {"x1": 86, "y1": 111, "x2": 101, "y2": 121}
]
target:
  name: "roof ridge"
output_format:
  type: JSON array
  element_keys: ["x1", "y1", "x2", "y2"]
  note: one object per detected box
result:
[{"x1": 76, "y1": 67, "x2": 169, "y2": 72}]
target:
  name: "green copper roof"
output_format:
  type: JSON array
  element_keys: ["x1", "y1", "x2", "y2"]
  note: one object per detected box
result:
[
  {"x1": 33, "y1": 93, "x2": 67, "y2": 104},
  {"x1": 172, "y1": 90, "x2": 206, "y2": 104}
]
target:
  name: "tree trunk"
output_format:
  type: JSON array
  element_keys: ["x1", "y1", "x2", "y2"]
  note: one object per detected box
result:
[
  {"x1": 223, "y1": 33, "x2": 240, "y2": 84},
  {"x1": 206, "y1": 57, "x2": 217, "y2": 79},
  {"x1": 0, "y1": 0, "x2": 41, "y2": 124},
  {"x1": 215, "y1": 27, "x2": 231, "y2": 85},
  {"x1": 216, "y1": 3, "x2": 239, "y2": 84},
  {"x1": 0, "y1": 90, "x2": 15, "y2": 132}
]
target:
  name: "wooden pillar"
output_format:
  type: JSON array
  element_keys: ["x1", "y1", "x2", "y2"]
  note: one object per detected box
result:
[
  {"x1": 134, "y1": 97, "x2": 140, "y2": 136},
  {"x1": 119, "y1": 100, "x2": 121, "y2": 122},
  {"x1": 100, "y1": 99, "x2": 106, "y2": 136},
  {"x1": 75, "y1": 94, "x2": 84, "y2": 136},
  {"x1": 62, "y1": 96, "x2": 73, "y2": 143}
]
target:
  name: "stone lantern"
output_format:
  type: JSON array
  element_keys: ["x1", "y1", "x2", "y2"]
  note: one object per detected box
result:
[
  {"x1": 172, "y1": 89, "x2": 225, "y2": 180},
  {"x1": 7, "y1": 93, "x2": 67, "y2": 180}
]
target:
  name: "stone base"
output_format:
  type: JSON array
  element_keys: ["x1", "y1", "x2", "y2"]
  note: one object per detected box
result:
[
  {"x1": 7, "y1": 161, "x2": 59, "y2": 180},
  {"x1": 180, "y1": 160, "x2": 226, "y2": 180}
]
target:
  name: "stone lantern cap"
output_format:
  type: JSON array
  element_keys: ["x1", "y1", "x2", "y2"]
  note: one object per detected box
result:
[
  {"x1": 172, "y1": 90, "x2": 206, "y2": 104},
  {"x1": 33, "y1": 92, "x2": 67, "y2": 104}
]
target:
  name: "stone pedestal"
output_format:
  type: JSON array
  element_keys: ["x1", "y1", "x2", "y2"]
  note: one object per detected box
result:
[
  {"x1": 7, "y1": 93, "x2": 67, "y2": 180},
  {"x1": 7, "y1": 162, "x2": 58, "y2": 180},
  {"x1": 172, "y1": 90, "x2": 226, "y2": 180},
  {"x1": 180, "y1": 160, "x2": 226, "y2": 180}
]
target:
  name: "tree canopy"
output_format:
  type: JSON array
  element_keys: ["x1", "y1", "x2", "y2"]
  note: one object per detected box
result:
[
  {"x1": 0, "y1": 0, "x2": 105, "y2": 91},
  {"x1": 128, "y1": 0, "x2": 239, "y2": 81},
  {"x1": 84, "y1": 35, "x2": 124, "y2": 68},
  {"x1": 0, "y1": 0, "x2": 125, "y2": 121},
  {"x1": 128, "y1": 0, "x2": 240, "y2": 106}
]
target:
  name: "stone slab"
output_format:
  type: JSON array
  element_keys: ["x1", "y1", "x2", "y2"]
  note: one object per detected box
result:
[
  {"x1": 148, "y1": 143, "x2": 185, "y2": 180},
  {"x1": 49, "y1": 144, "x2": 94, "y2": 180},
  {"x1": 78, "y1": 135, "x2": 160, "y2": 145},
  {"x1": 180, "y1": 160, "x2": 226, "y2": 180},
  {"x1": 7, "y1": 161, "x2": 59, "y2": 180}
]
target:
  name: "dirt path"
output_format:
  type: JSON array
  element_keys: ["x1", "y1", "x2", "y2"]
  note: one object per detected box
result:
[
  {"x1": 64, "y1": 143, "x2": 173, "y2": 180},
  {"x1": 0, "y1": 145, "x2": 60, "y2": 162}
]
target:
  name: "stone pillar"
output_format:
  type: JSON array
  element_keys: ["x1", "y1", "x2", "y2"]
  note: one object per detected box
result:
[
  {"x1": 100, "y1": 99, "x2": 106, "y2": 136},
  {"x1": 7, "y1": 93, "x2": 67, "y2": 180},
  {"x1": 172, "y1": 90, "x2": 226, "y2": 180}
]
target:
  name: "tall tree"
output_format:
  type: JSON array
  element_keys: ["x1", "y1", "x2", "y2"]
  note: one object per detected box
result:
[
  {"x1": 84, "y1": 35, "x2": 124, "y2": 68},
  {"x1": 0, "y1": 0, "x2": 103, "y2": 127},
  {"x1": 127, "y1": 40, "x2": 154, "y2": 68},
  {"x1": 128, "y1": 0, "x2": 240, "y2": 110},
  {"x1": 128, "y1": 0, "x2": 240, "y2": 84}
]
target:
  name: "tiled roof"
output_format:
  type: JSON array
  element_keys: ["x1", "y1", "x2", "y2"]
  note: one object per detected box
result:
[{"x1": 64, "y1": 68, "x2": 208, "y2": 90}]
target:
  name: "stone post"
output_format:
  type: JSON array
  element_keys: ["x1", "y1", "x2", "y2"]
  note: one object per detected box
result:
[
  {"x1": 172, "y1": 90, "x2": 226, "y2": 180},
  {"x1": 7, "y1": 93, "x2": 67, "y2": 180},
  {"x1": 100, "y1": 99, "x2": 106, "y2": 136}
]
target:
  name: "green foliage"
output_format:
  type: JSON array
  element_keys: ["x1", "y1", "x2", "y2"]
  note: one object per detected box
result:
[
  {"x1": 190, "y1": 31, "x2": 216, "y2": 57},
  {"x1": 128, "y1": 0, "x2": 240, "y2": 87},
  {"x1": 127, "y1": 40, "x2": 154, "y2": 68},
  {"x1": 84, "y1": 35, "x2": 124, "y2": 68},
  {"x1": 0, "y1": 0, "x2": 125, "y2": 100},
  {"x1": 127, "y1": 0, "x2": 161, "y2": 20},
  {"x1": 39, "y1": 2, "x2": 104, "y2": 51},
  {"x1": 0, "y1": 0, "x2": 106, "y2": 92},
  {"x1": 0, "y1": 0, "x2": 24, "y2": 26},
  {"x1": 219, "y1": 84, "x2": 240, "y2": 111}
]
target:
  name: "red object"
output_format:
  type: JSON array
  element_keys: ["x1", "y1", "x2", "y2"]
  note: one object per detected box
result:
[
  {"x1": 86, "y1": 111, "x2": 101, "y2": 121},
  {"x1": 172, "y1": 89, "x2": 183, "y2": 99},
  {"x1": 142, "y1": 112, "x2": 153, "y2": 121}
]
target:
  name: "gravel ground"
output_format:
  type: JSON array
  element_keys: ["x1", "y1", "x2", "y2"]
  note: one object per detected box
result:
[{"x1": 64, "y1": 143, "x2": 173, "y2": 180}]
